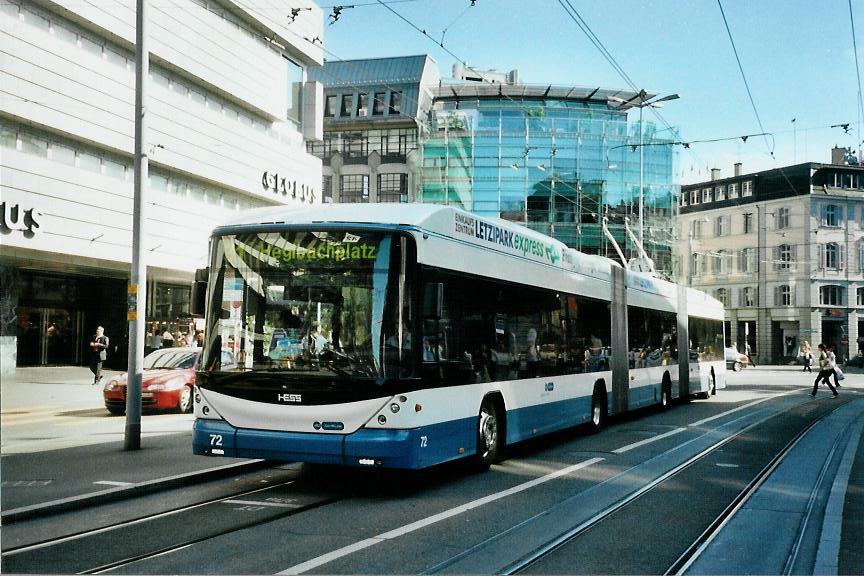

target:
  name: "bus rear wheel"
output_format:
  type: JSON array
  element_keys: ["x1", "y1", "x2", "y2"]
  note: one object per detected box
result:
[
  {"x1": 477, "y1": 398, "x2": 502, "y2": 467},
  {"x1": 589, "y1": 388, "x2": 607, "y2": 433}
]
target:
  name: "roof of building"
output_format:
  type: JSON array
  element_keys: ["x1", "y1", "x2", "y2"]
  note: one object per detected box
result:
[
  {"x1": 434, "y1": 83, "x2": 653, "y2": 107},
  {"x1": 308, "y1": 54, "x2": 437, "y2": 88}
]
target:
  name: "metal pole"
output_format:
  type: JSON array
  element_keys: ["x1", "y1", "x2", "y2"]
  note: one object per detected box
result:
[
  {"x1": 125, "y1": 0, "x2": 148, "y2": 450},
  {"x1": 638, "y1": 102, "x2": 644, "y2": 249}
]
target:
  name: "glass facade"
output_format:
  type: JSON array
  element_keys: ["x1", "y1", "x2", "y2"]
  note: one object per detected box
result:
[{"x1": 420, "y1": 97, "x2": 678, "y2": 275}]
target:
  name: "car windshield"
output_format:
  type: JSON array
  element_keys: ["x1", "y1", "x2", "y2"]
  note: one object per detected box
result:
[
  {"x1": 144, "y1": 349, "x2": 198, "y2": 370},
  {"x1": 202, "y1": 230, "x2": 414, "y2": 382}
]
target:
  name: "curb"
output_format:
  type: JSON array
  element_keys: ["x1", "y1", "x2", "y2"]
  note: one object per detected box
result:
[{"x1": 1, "y1": 459, "x2": 271, "y2": 524}]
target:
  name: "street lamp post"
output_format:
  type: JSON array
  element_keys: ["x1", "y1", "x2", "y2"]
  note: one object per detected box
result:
[
  {"x1": 610, "y1": 91, "x2": 680, "y2": 254},
  {"x1": 635, "y1": 91, "x2": 679, "y2": 249}
]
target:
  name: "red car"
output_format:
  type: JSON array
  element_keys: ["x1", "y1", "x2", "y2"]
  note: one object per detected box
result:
[{"x1": 103, "y1": 347, "x2": 234, "y2": 415}]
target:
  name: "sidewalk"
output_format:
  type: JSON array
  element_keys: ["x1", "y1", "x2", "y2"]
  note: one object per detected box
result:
[{"x1": 1, "y1": 365, "x2": 266, "y2": 521}]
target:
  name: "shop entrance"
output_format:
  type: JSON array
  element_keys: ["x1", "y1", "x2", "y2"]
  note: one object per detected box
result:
[{"x1": 17, "y1": 307, "x2": 84, "y2": 366}]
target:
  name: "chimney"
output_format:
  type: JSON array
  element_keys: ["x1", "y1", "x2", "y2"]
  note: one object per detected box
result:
[
  {"x1": 734, "y1": 162, "x2": 742, "y2": 176},
  {"x1": 711, "y1": 168, "x2": 721, "y2": 181}
]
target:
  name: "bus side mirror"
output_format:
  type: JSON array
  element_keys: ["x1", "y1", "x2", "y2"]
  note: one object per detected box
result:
[
  {"x1": 191, "y1": 267, "x2": 208, "y2": 316},
  {"x1": 423, "y1": 282, "x2": 443, "y2": 319}
]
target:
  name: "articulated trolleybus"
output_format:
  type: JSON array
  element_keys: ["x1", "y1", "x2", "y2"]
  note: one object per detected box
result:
[{"x1": 193, "y1": 204, "x2": 725, "y2": 469}]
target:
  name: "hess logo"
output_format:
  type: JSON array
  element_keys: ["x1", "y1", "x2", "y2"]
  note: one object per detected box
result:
[{"x1": 277, "y1": 393, "x2": 302, "y2": 403}]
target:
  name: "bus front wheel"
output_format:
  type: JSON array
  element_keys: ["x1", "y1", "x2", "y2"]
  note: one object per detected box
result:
[{"x1": 477, "y1": 398, "x2": 502, "y2": 467}]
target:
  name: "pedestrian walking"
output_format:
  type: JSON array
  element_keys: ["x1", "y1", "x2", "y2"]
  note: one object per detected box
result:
[
  {"x1": 828, "y1": 346, "x2": 842, "y2": 388},
  {"x1": 89, "y1": 326, "x2": 109, "y2": 385},
  {"x1": 800, "y1": 340, "x2": 812, "y2": 373},
  {"x1": 811, "y1": 343, "x2": 839, "y2": 398},
  {"x1": 745, "y1": 341, "x2": 756, "y2": 367}
]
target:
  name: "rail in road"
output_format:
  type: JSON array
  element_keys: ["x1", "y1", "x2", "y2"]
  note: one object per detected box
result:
[{"x1": 2, "y1": 386, "x2": 861, "y2": 575}]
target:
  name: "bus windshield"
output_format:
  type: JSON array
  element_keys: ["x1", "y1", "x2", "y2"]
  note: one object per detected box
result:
[{"x1": 202, "y1": 230, "x2": 414, "y2": 382}]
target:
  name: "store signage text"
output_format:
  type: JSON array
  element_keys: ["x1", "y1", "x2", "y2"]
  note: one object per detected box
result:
[
  {"x1": 1, "y1": 202, "x2": 43, "y2": 235},
  {"x1": 261, "y1": 171, "x2": 317, "y2": 204}
]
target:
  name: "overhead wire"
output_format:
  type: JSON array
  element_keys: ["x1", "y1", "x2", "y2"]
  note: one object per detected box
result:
[
  {"x1": 848, "y1": 0, "x2": 864, "y2": 159},
  {"x1": 555, "y1": 0, "x2": 708, "y2": 175}
]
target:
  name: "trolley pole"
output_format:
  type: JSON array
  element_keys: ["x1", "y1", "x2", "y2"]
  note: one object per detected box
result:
[{"x1": 125, "y1": 0, "x2": 148, "y2": 450}]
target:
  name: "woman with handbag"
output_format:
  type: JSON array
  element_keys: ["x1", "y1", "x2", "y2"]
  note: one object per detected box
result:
[{"x1": 811, "y1": 343, "x2": 838, "y2": 398}]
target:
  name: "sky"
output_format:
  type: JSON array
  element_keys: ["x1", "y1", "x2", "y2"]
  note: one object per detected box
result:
[{"x1": 315, "y1": 0, "x2": 864, "y2": 184}]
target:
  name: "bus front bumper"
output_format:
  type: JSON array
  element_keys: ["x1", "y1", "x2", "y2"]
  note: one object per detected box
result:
[{"x1": 193, "y1": 418, "x2": 475, "y2": 469}]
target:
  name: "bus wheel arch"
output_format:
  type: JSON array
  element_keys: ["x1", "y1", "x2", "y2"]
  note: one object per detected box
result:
[
  {"x1": 589, "y1": 380, "x2": 608, "y2": 433},
  {"x1": 660, "y1": 372, "x2": 672, "y2": 409},
  {"x1": 477, "y1": 393, "x2": 506, "y2": 467}
]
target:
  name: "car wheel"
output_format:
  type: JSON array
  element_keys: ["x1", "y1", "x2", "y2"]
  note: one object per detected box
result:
[
  {"x1": 477, "y1": 398, "x2": 502, "y2": 467},
  {"x1": 107, "y1": 407, "x2": 125, "y2": 416},
  {"x1": 733, "y1": 361, "x2": 743, "y2": 372},
  {"x1": 178, "y1": 386, "x2": 193, "y2": 413}
]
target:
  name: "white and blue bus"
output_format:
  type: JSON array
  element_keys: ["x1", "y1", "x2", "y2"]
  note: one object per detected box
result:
[{"x1": 193, "y1": 204, "x2": 725, "y2": 469}]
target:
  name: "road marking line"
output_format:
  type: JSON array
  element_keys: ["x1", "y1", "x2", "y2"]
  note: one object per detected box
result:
[
  {"x1": 612, "y1": 428, "x2": 686, "y2": 454},
  {"x1": 688, "y1": 395, "x2": 781, "y2": 427},
  {"x1": 222, "y1": 500, "x2": 299, "y2": 508},
  {"x1": 94, "y1": 481, "x2": 135, "y2": 487},
  {"x1": 276, "y1": 457, "x2": 604, "y2": 575}
]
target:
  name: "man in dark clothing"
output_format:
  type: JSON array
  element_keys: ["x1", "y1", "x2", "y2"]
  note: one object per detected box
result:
[{"x1": 89, "y1": 326, "x2": 109, "y2": 385}]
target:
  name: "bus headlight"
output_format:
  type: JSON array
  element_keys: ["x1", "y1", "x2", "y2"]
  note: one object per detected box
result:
[
  {"x1": 390, "y1": 403, "x2": 400, "y2": 413},
  {"x1": 377, "y1": 414, "x2": 387, "y2": 425}
]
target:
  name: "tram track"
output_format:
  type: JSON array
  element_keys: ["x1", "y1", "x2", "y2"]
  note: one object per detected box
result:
[
  {"x1": 496, "y1": 398, "x2": 850, "y2": 576},
  {"x1": 1, "y1": 474, "x2": 344, "y2": 575}
]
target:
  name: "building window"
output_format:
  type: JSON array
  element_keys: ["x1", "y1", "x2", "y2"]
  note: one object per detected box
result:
[
  {"x1": 776, "y1": 207, "x2": 790, "y2": 229},
  {"x1": 324, "y1": 95, "x2": 336, "y2": 118},
  {"x1": 690, "y1": 219, "x2": 703, "y2": 239},
  {"x1": 322, "y1": 175, "x2": 333, "y2": 204},
  {"x1": 777, "y1": 243, "x2": 794, "y2": 270},
  {"x1": 715, "y1": 288, "x2": 729, "y2": 306},
  {"x1": 356, "y1": 93, "x2": 368, "y2": 117},
  {"x1": 389, "y1": 91, "x2": 402, "y2": 115},
  {"x1": 714, "y1": 215, "x2": 730, "y2": 236},
  {"x1": 690, "y1": 190, "x2": 698, "y2": 205},
  {"x1": 821, "y1": 203, "x2": 841, "y2": 227},
  {"x1": 777, "y1": 285, "x2": 793, "y2": 307},
  {"x1": 743, "y1": 212, "x2": 754, "y2": 234},
  {"x1": 702, "y1": 188, "x2": 712, "y2": 203},
  {"x1": 742, "y1": 180, "x2": 753, "y2": 197},
  {"x1": 715, "y1": 185, "x2": 726, "y2": 201},
  {"x1": 340, "y1": 174, "x2": 369, "y2": 203},
  {"x1": 378, "y1": 173, "x2": 407, "y2": 203},
  {"x1": 857, "y1": 287, "x2": 864, "y2": 307},
  {"x1": 739, "y1": 247, "x2": 757, "y2": 273},
  {"x1": 820, "y1": 285, "x2": 843, "y2": 306},
  {"x1": 343, "y1": 132, "x2": 367, "y2": 157},
  {"x1": 373, "y1": 92, "x2": 385, "y2": 115},
  {"x1": 713, "y1": 250, "x2": 729, "y2": 275},
  {"x1": 680, "y1": 192, "x2": 688, "y2": 207},
  {"x1": 340, "y1": 94, "x2": 353, "y2": 117},
  {"x1": 728, "y1": 182, "x2": 739, "y2": 198},
  {"x1": 741, "y1": 286, "x2": 757, "y2": 307},
  {"x1": 824, "y1": 242, "x2": 843, "y2": 269}
]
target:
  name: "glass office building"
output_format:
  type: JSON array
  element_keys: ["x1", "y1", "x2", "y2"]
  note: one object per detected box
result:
[{"x1": 421, "y1": 84, "x2": 679, "y2": 275}]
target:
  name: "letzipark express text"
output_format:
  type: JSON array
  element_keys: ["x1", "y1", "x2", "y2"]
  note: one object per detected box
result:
[
  {"x1": 455, "y1": 213, "x2": 561, "y2": 264},
  {"x1": 236, "y1": 240, "x2": 378, "y2": 262}
]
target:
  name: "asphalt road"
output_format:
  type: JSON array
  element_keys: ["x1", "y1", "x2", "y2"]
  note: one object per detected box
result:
[{"x1": 1, "y1": 367, "x2": 861, "y2": 575}]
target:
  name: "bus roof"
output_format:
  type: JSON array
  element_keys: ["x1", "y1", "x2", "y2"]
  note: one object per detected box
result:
[{"x1": 215, "y1": 203, "x2": 722, "y2": 313}]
